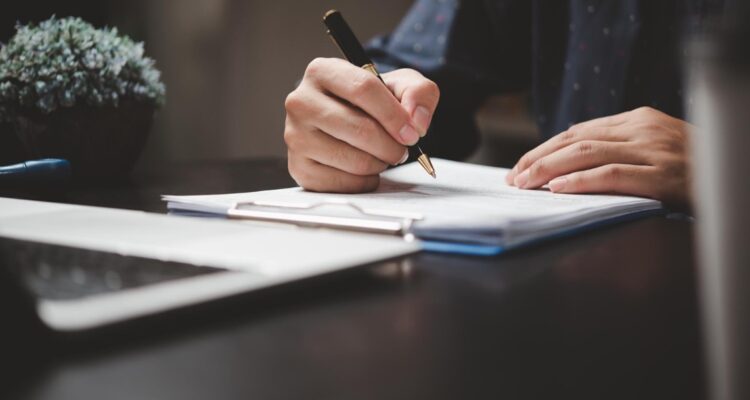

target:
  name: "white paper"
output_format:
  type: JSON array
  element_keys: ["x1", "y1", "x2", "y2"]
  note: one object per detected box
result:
[{"x1": 164, "y1": 159, "x2": 662, "y2": 247}]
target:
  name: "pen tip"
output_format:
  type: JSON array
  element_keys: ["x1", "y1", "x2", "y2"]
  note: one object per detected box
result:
[{"x1": 416, "y1": 153, "x2": 436, "y2": 179}]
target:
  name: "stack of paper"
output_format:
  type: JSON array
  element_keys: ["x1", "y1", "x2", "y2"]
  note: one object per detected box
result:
[{"x1": 164, "y1": 159, "x2": 662, "y2": 255}]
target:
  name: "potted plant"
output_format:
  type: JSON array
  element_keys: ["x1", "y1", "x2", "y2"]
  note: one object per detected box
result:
[{"x1": 0, "y1": 16, "x2": 165, "y2": 179}]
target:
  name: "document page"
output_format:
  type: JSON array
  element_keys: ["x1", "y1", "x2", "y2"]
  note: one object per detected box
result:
[{"x1": 164, "y1": 159, "x2": 661, "y2": 247}]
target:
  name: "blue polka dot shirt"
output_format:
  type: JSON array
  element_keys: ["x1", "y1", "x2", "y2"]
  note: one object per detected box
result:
[{"x1": 367, "y1": 0, "x2": 724, "y2": 160}]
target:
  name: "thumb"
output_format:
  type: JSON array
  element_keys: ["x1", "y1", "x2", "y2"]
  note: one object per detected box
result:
[{"x1": 382, "y1": 69, "x2": 440, "y2": 136}]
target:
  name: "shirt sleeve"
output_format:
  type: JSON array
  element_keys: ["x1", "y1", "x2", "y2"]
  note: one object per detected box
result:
[{"x1": 367, "y1": 0, "x2": 532, "y2": 160}]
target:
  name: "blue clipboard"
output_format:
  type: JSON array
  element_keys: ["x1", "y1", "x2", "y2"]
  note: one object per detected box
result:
[{"x1": 419, "y1": 208, "x2": 665, "y2": 256}]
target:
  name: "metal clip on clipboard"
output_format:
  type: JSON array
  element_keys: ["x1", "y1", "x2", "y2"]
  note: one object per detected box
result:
[{"x1": 226, "y1": 200, "x2": 422, "y2": 239}]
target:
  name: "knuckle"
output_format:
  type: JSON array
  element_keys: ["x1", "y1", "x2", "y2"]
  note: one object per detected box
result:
[
  {"x1": 566, "y1": 174, "x2": 583, "y2": 191},
  {"x1": 649, "y1": 141, "x2": 670, "y2": 154},
  {"x1": 305, "y1": 57, "x2": 328, "y2": 78},
  {"x1": 284, "y1": 90, "x2": 303, "y2": 113},
  {"x1": 559, "y1": 129, "x2": 577, "y2": 144},
  {"x1": 634, "y1": 106, "x2": 655, "y2": 115},
  {"x1": 349, "y1": 153, "x2": 373, "y2": 176},
  {"x1": 342, "y1": 151, "x2": 380, "y2": 177},
  {"x1": 393, "y1": 68, "x2": 424, "y2": 82},
  {"x1": 426, "y1": 79, "x2": 440, "y2": 96},
  {"x1": 575, "y1": 140, "x2": 596, "y2": 157},
  {"x1": 567, "y1": 122, "x2": 583, "y2": 132},
  {"x1": 667, "y1": 127, "x2": 686, "y2": 142},
  {"x1": 329, "y1": 141, "x2": 348, "y2": 165},
  {"x1": 516, "y1": 155, "x2": 532, "y2": 171},
  {"x1": 417, "y1": 79, "x2": 440, "y2": 102},
  {"x1": 636, "y1": 121, "x2": 662, "y2": 132},
  {"x1": 400, "y1": 68, "x2": 422, "y2": 77},
  {"x1": 352, "y1": 116, "x2": 377, "y2": 140},
  {"x1": 350, "y1": 71, "x2": 378, "y2": 98},
  {"x1": 352, "y1": 155, "x2": 376, "y2": 175},
  {"x1": 283, "y1": 126, "x2": 303, "y2": 150},
  {"x1": 529, "y1": 159, "x2": 548, "y2": 178},
  {"x1": 605, "y1": 165, "x2": 622, "y2": 181},
  {"x1": 652, "y1": 136, "x2": 681, "y2": 153},
  {"x1": 384, "y1": 105, "x2": 408, "y2": 127}
]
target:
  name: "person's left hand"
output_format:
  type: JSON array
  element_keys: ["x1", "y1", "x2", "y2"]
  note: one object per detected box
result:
[{"x1": 505, "y1": 107, "x2": 692, "y2": 209}]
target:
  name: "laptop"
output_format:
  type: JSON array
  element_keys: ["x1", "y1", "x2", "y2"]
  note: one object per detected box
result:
[{"x1": 0, "y1": 197, "x2": 419, "y2": 333}]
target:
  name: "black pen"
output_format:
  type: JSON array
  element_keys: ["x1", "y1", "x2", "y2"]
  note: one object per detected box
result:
[{"x1": 322, "y1": 9, "x2": 436, "y2": 178}]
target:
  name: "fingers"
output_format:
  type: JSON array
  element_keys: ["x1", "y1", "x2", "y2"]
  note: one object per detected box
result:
[
  {"x1": 284, "y1": 59, "x2": 441, "y2": 194},
  {"x1": 285, "y1": 88, "x2": 407, "y2": 166},
  {"x1": 514, "y1": 141, "x2": 649, "y2": 189},
  {"x1": 382, "y1": 69, "x2": 440, "y2": 135},
  {"x1": 547, "y1": 164, "x2": 658, "y2": 198},
  {"x1": 284, "y1": 88, "x2": 400, "y2": 193},
  {"x1": 503, "y1": 106, "x2": 690, "y2": 206},
  {"x1": 294, "y1": 128, "x2": 389, "y2": 176},
  {"x1": 305, "y1": 58, "x2": 421, "y2": 145},
  {"x1": 288, "y1": 155, "x2": 380, "y2": 193},
  {"x1": 506, "y1": 117, "x2": 630, "y2": 184}
]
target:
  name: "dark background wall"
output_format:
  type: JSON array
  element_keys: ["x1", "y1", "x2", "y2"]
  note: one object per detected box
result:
[
  {"x1": 1, "y1": 0, "x2": 538, "y2": 170},
  {"x1": 1, "y1": 0, "x2": 414, "y2": 167}
]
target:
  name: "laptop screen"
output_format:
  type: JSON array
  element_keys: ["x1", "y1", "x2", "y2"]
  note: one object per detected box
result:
[{"x1": 0, "y1": 237, "x2": 228, "y2": 301}]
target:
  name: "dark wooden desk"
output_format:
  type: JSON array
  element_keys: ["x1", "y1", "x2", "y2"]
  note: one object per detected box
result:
[{"x1": 4, "y1": 159, "x2": 704, "y2": 400}]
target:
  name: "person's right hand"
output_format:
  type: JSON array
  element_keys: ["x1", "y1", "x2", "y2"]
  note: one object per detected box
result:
[{"x1": 284, "y1": 57, "x2": 439, "y2": 193}]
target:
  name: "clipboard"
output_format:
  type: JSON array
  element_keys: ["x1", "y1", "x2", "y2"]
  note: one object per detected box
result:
[
  {"x1": 215, "y1": 200, "x2": 665, "y2": 257},
  {"x1": 226, "y1": 200, "x2": 421, "y2": 240},
  {"x1": 221, "y1": 200, "x2": 496, "y2": 256},
  {"x1": 164, "y1": 160, "x2": 665, "y2": 257}
]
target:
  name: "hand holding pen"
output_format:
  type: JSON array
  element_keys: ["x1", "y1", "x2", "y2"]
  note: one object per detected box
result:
[{"x1": 284, "y1": 10, "x2": 439, "y2": 193}]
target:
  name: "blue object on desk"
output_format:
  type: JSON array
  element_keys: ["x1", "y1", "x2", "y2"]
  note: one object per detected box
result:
[
  {"x1": 420, "y1": 208, "x2": 665, "y2": 256},
  {"x1": 0, "y1": 159, "x2": 71, "y2": 187}
]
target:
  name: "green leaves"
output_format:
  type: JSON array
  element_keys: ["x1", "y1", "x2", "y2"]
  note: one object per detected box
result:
[{"x1": 0, "y1": 16, "x2": 165, "y2": 118}]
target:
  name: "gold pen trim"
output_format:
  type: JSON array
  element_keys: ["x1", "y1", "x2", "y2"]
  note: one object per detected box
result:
[
  {"x1": 417, "y1": 153, "x2": 436, "y2": 179},
  {"x1": 362, "y1": 63, "x2": 380, "y2": 77}
]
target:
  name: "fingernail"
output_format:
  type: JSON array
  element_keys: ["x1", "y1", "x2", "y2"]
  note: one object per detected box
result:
[
  {"x1": 514, "y1": 170, "x2": 529, "y2": 188},
  {"x1": 413, "y1": 106, "x2": 431, "y2": 137},
  {"x1": 548, "y1": 177, "x2": 567, "y2": 192},
  {"x1": 398, "y1": 148, "x2": 409, "y2": 165},
  {"x1": 399, "y1": 123, "x2": 420, "y2": 145}
]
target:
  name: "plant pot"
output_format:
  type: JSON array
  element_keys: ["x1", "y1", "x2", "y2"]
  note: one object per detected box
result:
[
  {"x1": 7, "y1": 100, "x2": 155, "y2": 180},
  {"x1": 0, "y1": 121, "x2": 26, "y2": 165}
]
